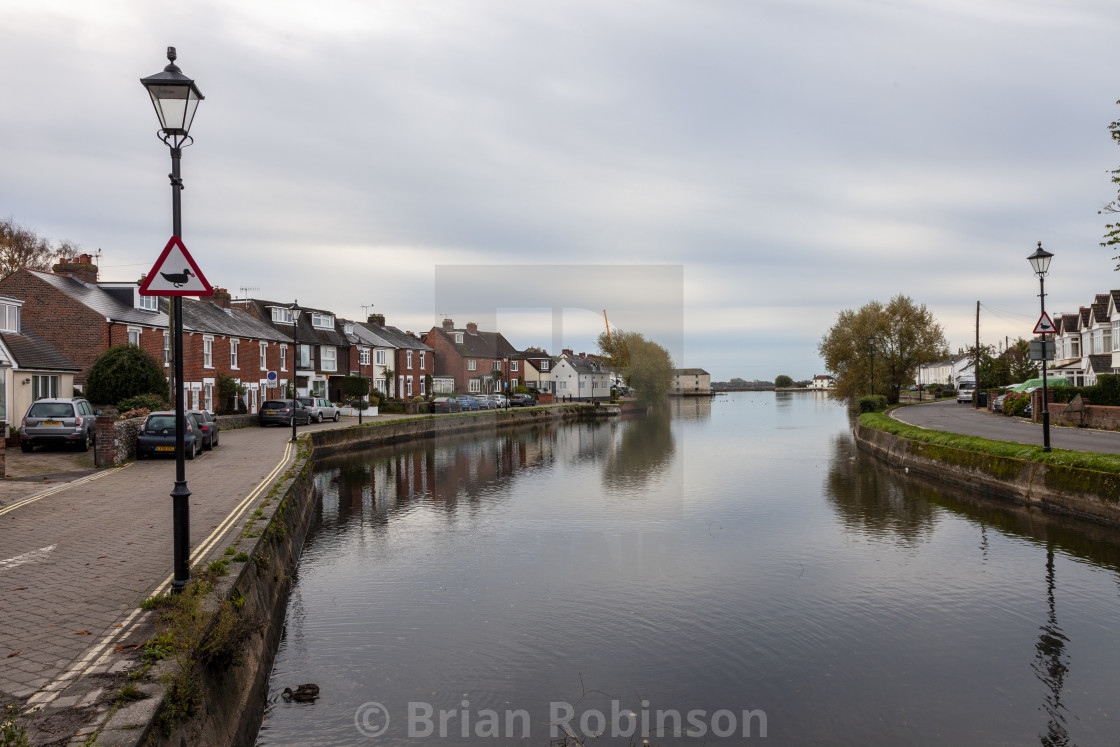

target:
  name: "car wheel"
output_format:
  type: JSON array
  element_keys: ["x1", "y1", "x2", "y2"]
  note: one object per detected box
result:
[
  {"x1": 21, "y1": 442, "x2": 32, "y2": 453},
  {"x1": 333, "y1": 411, "x2": 340, "y2": 422},
  {"x1": 186, "y1": 440, "x2": 196, "y2": 460},
  {"x1": 213, "y1": 434, "x2": 219, "y2": 447},
  {"x1": 315, "y1": 412, "x2": 323, "y2": 423},
  {"x1": 77, "y1": 430, "x2": 90, "y2": 452},
  {"x1": 202, "y1": 435, "x2": 212, "y2": 451}
]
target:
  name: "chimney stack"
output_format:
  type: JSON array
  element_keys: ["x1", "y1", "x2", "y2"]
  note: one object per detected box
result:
[
  {"x1": 368, "y1": 313, "x2": 385, "y2": 327},
  {"x1": 442, "y1": 318, "x2": 455, "y2": 332},
  {"x1": 53, "y1": 254, "x2": 98, "y2": 285},
  {"x1": 466, "y1": 322, "x2": 478, "y2": 335},
  {"x1": 203, "y1": 287, "x2": 232, "y2": 309}
]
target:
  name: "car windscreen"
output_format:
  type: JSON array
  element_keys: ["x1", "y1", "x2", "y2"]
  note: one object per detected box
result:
[
  {"x1": 297, "y1": 398, "x2": 313, "y2": 406},
  {"x1": 145, "y1": 415, "x2": 176, "y2": 431},
  {"x1": 262, "y1": 401, "x2": 290, "y2": 409},
  {"x1": 28, "y1": 403, "x2": 75, "y2": 418}
]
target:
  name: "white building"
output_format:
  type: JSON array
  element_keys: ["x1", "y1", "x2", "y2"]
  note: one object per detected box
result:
[{"x1": 551, "y1": 357, "x2": 611, "y2": 400}]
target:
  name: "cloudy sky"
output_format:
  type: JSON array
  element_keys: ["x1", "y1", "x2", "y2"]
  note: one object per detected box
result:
[{"x1": 2, "y1": 0, "x2": 1119, "y2": 380}]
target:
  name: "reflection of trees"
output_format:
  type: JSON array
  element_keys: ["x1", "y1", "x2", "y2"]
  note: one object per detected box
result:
[
  {"x1": 602, "y1": 405, "x2": 675, "y2": 491},
  {"x1": 823, "y1": 435, "x2": 939, "y2": 545},
  {"x1": 1033, "y1": 548, "x2": 1072, "y2": 747}
]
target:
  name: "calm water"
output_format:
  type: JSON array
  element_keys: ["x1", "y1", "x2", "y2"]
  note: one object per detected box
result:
[{"x1": 256, "y1": 393, "x2": 1120, "y2": 745}]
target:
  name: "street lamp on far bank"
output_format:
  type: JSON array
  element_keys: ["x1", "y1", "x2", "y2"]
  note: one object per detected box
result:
[
  {"x1": 1028, "y1": 241, "x2": 1054, "y2": 452},
  {"x1": 290, "y1": 301, "x2": 303, "y2": 442},
  {"x1": 868, "y1": 334, "x2": 876, "y2": 396}
]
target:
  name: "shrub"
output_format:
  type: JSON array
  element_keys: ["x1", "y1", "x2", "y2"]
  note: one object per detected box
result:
[
  {"x1": 85, "y1": 345, "x2": 167, "y2": 407},
  {"x1": 118, "y1": 393, "x2": 170, "y2": 413},
  {"x1": 1004, "y1": 391, "x2": 1030, "y2": 417},
  {"x1": 857, "y1": 395, "x2": 889, "y2": 412},
  {"x1": 775, "y1": 374, "x2": 793, "y2": 388},
  {"x1": 216, "y1": 374, "x2": 246, "y2": 415}
]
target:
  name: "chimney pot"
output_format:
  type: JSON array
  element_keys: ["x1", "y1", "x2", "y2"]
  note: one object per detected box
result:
[
  {"x1": 442, "y1": 318, "x2": 455, "y2": 332},
  {"x1": 466, "y1": 322, "x2": 478, "y2": 335}
]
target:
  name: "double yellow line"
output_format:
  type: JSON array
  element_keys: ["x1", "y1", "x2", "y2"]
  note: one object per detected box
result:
[{"x1": 0, "y1": 466, "x2": 126, "y2": 517}]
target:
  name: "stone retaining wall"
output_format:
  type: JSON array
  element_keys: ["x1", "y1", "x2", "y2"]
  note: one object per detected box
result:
[{"x1": 854, "y1": 420, "x2": 1120, "y2": 526}]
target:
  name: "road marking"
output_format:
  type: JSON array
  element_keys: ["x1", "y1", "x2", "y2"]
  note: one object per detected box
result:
[
  {"x1": 0, "y1": 467, "x2": 127, "y2": 518},
  {"x1": 26, "y1": 439, "x2": 298, "y2": 708},
  {"x1": 0, "y1": 543, "x2": 56, "y2": 571}
]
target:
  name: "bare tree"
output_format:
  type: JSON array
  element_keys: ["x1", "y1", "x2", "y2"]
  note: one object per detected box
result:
[{"x1": 0, "y1": 217, "x2": 80, "y2": 279}]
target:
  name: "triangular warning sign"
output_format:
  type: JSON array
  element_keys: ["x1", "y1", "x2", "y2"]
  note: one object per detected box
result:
[
  {"x1": 138, "y1": 236, "x2": 213, "y2": 297},
  {"x1": 1034, "y1": 312, "x2": 1056, "y2": 334}
]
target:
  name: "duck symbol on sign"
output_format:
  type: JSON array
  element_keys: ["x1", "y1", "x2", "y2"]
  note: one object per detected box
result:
[{"x1": 160, "y1": 268, "x2": 194, "y2": 288}]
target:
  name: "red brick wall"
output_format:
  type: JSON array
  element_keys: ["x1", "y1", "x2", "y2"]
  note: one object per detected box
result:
[{"x1": 394, "y1": 346, "x2": 434, "y2": 398}]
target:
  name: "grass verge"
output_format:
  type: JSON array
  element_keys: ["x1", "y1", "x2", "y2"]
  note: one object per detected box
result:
[{"x1": 862, "y1": 411, "x2": 1120, "y2": 473}]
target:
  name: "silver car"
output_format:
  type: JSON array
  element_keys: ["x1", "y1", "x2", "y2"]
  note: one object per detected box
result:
[
  {"x1": 21, "y1": 397, "x2": 97, "y2": 452},
  {"x1": 297, "y1": 396, "x2": 340, "y2": 423}
]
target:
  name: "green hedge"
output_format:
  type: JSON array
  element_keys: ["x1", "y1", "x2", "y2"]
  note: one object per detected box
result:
[
  {"x1": 857, "y1": 395, "x2": 889, "y2": 413},
  {"x1": 1052, "y1": 373, "x2": 1120, "y2": 406}
]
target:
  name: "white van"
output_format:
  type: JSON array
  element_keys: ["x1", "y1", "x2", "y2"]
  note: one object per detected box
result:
[{"x1": 956, "y1": 379, "x2": 976, "y2": 404}]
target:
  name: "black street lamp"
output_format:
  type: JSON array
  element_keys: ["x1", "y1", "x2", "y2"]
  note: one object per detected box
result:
[
  {"x1": 141, "y1": 47, "x2": 204, "y2": 594},
  {"x1": 868, "y1": 334, "x2": 876, "y2": 395},
  {"x1": 290, "y1": 301, "x2": 303, "y2": 442},
  {"x1": 1028, "y1": 242, "x2": 1054, "y2": 452}
]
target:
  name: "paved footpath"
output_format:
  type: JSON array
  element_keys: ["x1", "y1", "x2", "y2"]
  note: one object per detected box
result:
[
  {"x1": 0, "y1": 414, "x2": 403, "y2": 741},
  {"x1": 891, "y1": 399, "x2": 1120, "y2": 455}
]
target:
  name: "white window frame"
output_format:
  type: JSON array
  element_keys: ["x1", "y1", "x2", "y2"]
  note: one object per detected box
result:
[
  {"x1": 230, "y1": 338, "x2": 240, "y2": 370},
  {"x1": 511, "y1": 360, "x2": 518, "y2": 372},
  {"x1": 1113, "y1": 320, "x2": 1120, "y2": 351},
  {"x1": 260, "y1": 341, "x2": 268, "y2": 370},
  {"x1": 32, "y1": 374, "x2": 60, "y2": 400},
  {"x1": 468, "y1": 359, "x2": 477, "y2": 371},
  {"x1": 321, "y1": 345, "x2": 337, "y2": 372},
  {"x1": 541, "y1": 360, "x2": 550, "y2": 371},
  {"x1": 420, "y1": 377, "x2": 425, "y2": 396},
  {"x1": 127, "y1": 326, "x2": 142, "y2": 347},
  {"x1": 407, "y1": 377, "x2": 413, "y2": 396},
  {"x1": 280, "y1": 344, "x2": 287, "y2": 371},
  {"x1": 375, "y1": 349, "x2": 387, "y2": 366},
  {"x1": 311, "y1": 312, "x2": 334, "y2": 329},
  {"x1": 163, "y1": 331, "x2": 170, "y2": 367},
  {"x1": 419, "y1": 351, "x2": 425, "y2": 369},
  {"x1": 493, "y1": 359, "x2": 501, "y2": 371},
  {"x1": 407, "y1": 350, "x2": 413, "y2": 369},
  {"x1": 455, "y1": 333, "x2": 464, "y2": 344},
  {"x1": 271, "y1": 306, "x2": 295, "y2": 324},
  {"x1": 138, "y1": 294, "x2": 158, "y2": 312},
  {"x1": 512, "y1": 378, "x2": 518, "y2": 388},
  {"x1": 203, "y1": 336, "x2": 214, "y2": 368},
  {"x1": 469, "y1": 379, "x2": 481, "y2": 393},
  {"x1": 359, "y1": 347, "x2": 370, "y2": 365}
]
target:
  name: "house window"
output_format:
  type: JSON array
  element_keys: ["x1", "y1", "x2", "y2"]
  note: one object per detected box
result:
[
  {"x1": 1094, "y1": 329, "x2": 1103, "y2": 356},
  {"x1": 469, "y1": 379, "x2": 481, "y2": 393},
  {"x1": 360, "y1": 347, "x2": 370, "y2": 365},
  {"x1": 511, "y1": 360, "x2": 518, "y2": 372},
  {"x1": 321, "y1": 346, "x2": 337, "y2": 372},
  {"x1": 375, "y1": 377, "x2": 386, "y2": 392},
  {"x1": 455, "y1": 333, "x2": 464, "y2": 344},
  {"x1": 298, "y1": 344, "x2": 312, "y2": 368},
  {"x1": 138, "y1": 294, "x2": 158, "y2": 312},
  {"x1": 32, "y1": 374, "x2": 59, "y2": 401},
  {"x1": 1071, "y1": 336, "x2": 1080, "y2": 357},
  {"x1": 280, "y1": 345, "x2": 287, "y2": 371},
  {"x1": 230, "y1": 339, "x2": 240, "y2": 369},
  {"x1": 493, "y1": 360, "x2": 501, "y2": 370},
  {"x1": 203, "y1": 336, "x2": 214, "y2": 368},
  {"x1": 128, "y1": 327, "x2": 142, "y2": 346},
  {"x1": 375, "y1": 349, "x2": 386, "y2": 366},
  {"x1": 512, "y1": 378, "x2": 518, "y2": 388},
  {"x1": 204, "y1": 381, "x2": 214, "y2": 411},
  {"x1": 0, "y1": 302, "x2": 18, "y2": 333},
  {"x1": 407, "y1": 377, "x2": 413, "y2": 396},
  {"x1": 1105, "y1": 327, "x2": 1113, "y2": 354},
  {"x1": 344, "y1": 323, "x2": 353, "y2": 335},
  {"x1": 558, "y1": 380, "x2": 567, "y2": 390},
  {"x1": 163, "y1": 332, "x2": 170, "y2": 367},
  {"x1": 419, "y1": 351, "x2": 425, "y2": 369},
  {"x1": 468, "y1": 359, "x2": 477, "y2": 371},
  {"x1": 1114, "y1": 320, "x2": 1120, "y2": 351},
  {"x1": 420, "y1": 377, "x2": 425, "y2": 396},
  {"x1": 260, "y1": 341, "x2": 268, "y2": 370},
  {"x1": 407, "y1": 351, "x2": 413, "y2": 369},
  {"x1": 541, "y1": 360, "x2": 549, "y2": 371},
  {"x1": 271, "y1": 306, "x2": 295, "y2": 324},
  {"x1": 311, "y1": 312, "x2": 334, "y2": 329},
  {"x1": 398, "y1": 375, "x2": 404, "y2": 396}
]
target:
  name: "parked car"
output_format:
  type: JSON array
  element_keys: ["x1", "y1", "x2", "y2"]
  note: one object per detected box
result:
[
  {"x1": 187, "y1": 410, "x2": 220, "y2": 450},
  {"x1": 992, "y1": 392, "x2": 1010, "y2": 413},
  {"x1": 956, "y1": 386, "x2": 975, "y2": 404},
  {"x1": 259, "y1": 399, "x2": 311, "y2": 427},
  {"x1": 485, "y1": 394, "x2": 508, "y2": 409},
  {"x1": 455, "y1": 395, "x2": 481, "y2": 411},
  {"x1": 20, "y1": 397, "x2": 97, "y2": 452},
  {"x1": 136, "y1": 411, "x2": 201, "y2": 460},
  {"x1": 431, "y1": 397, "x2": 462, "y2": 414},
  {"x1": 510, "y1": 394, "x2": 537, "y2": 407},
  {"x1": 298, "y1": 396, "x2": 340, "y2": 423}
]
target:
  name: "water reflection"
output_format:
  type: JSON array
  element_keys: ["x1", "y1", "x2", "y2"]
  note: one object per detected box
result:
[
  {"x1": 1034, "y1": 548, "x2": 1071, "y2": 747},
  {"x1": 667, "y1": 396, "x2": 713, "y2": 421},
  {"x1": 602, "y1": 406, "x2": 674, "y2": 492},
  {"x1": 823, "y1": 434, "x2": 939, "y2": 545}
]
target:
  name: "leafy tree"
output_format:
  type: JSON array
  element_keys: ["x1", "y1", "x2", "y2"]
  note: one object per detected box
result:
[
  {"x1": 775, "y1": 374, "x2": 793, "y2": 388},
  {"x1": 596, "y1": 331, "x2": 674, "y2": 405},
  {"x1": 216, "y1": 373, "x2": 246, "y2": 414},
  {"x1": 818, "y1": 295, "x2": 948, "y2": 404},
  {"x1": 1103, "y1": 100, "x2": 1120, "y2": 267},
  {"x1": 341, "y1": 375, "x2": 369, "y2": 400},
  {"x1": 0, "y1": 217, "x2": 78, "y2": 279},
  {"x1": 85, "y1": 344, "x2": 167, "y2": 408}
]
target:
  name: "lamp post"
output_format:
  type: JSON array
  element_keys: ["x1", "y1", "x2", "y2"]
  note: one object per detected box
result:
[
  {"x1": 1028, "y1": 242, "x2": 1054, "y2": 452},
  {"x1": 868, "y1": 334, "x2": 876, "y2": 395},
  {"x1": 141, "y1": 47, "x2": 204, "y2": 594},
  {"x1": 290, "y1": 301, "x2": 303, "y2": 442}
]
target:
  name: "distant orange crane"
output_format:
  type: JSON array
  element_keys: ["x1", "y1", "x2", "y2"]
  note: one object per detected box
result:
[{"x1": 603, "y1": 309, "x2": 613, "y2": 352}]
